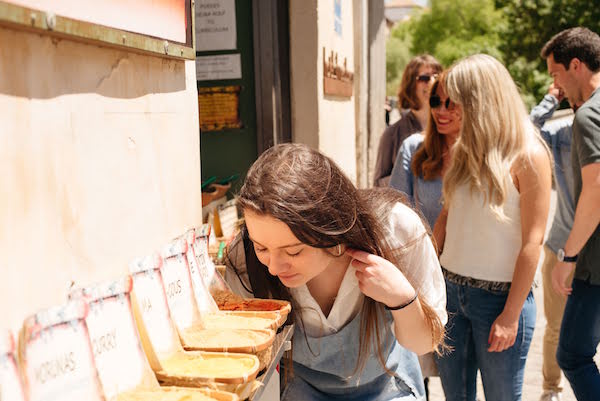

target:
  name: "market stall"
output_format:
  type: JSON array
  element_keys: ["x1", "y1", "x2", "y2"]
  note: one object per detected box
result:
[{"x1": 0, "y1": 1, "x2": 292, "y2": 399}]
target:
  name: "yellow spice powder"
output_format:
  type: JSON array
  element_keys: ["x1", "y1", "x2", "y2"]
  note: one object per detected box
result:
[
  {"x1": 202, "y1": 314, "x2": 274, "y2": 330},
  {"x1": 181, "y1": 328, "x2": 271, "y2": 349},
  {"x1": 161, "y1": 352, "x2": 256, "y2": 377}
]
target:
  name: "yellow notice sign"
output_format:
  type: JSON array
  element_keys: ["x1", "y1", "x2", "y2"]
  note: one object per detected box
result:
[{"x1": 198, "y1": 86, "x2": 242, "y2": 132}]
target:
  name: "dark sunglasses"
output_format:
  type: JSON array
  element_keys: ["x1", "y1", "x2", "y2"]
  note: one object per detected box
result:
[
  {"x1": 429, "y1": 95, "x2": 456, "y2": 110},
  {"x1": 416, "y1": 74, "x2": 436, "y2": 83}
]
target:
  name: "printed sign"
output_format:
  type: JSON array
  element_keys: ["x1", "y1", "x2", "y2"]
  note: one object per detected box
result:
[
  {"x1": 196, "y1": 55, "x2": 242, "y2": 81},
  {"x1": 197, "y1": 84, "x2": 242, "y2": 131},
  {"x1": 195, "y1": 0, "x2": 237, "y2": 51}
]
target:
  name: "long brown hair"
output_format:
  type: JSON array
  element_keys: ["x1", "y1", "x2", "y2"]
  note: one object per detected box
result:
[
  {"x1": 237, "y1": 144, "x2": 444, "y2": 375},
  {"x1": 411, "y1": 73, "x2": 448, "y2": 180},
  {"x1": 398, "y1": 54, "x2": 442, "y2": 110}
]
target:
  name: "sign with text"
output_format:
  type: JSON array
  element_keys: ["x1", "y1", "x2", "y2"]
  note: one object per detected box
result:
[
  {"x1": 72, "y1": 277, "x2": 158, "y2": 399},
  {"x1": 23, "y1": 302, "x2": 104, "y2": 401},
  {"x1": 129, "y1": 267, "x2": 182, "y2": 360},
  {"x1": 196, "y1": 54, "x2": 242, "y2": 81},
  {"x1": 195, "y1": 0, "x2": 237, "y2": 51},
  {"x1": 198, "y1": 85, "x2": 242, "y2": 132},
  {"x1": 161, "y1": 239, "x2": 203, "y2": 330},
  {"x1": 183, "y1": 230, "x2": 219, "y2": 313}
]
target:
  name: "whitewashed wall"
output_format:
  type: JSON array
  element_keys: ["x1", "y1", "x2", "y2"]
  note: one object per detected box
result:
[
  {"x1": 289, "y1": 0, "x2": 357, "y2": 182},
  {"x1": 0, "y1": 26, "x2": 202, "y2": 330}
]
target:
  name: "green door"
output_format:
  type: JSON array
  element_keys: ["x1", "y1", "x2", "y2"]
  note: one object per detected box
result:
[{"x1": 197, "y1": 0, "x2": 257, "y2": 195}]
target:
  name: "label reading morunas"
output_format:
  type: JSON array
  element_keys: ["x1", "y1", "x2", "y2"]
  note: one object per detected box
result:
[{"x1": 198, "y1": 86, "x2": 242, "y2": 131}]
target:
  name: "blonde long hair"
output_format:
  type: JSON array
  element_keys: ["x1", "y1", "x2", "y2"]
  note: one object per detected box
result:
[{"x1": 442, "y1": 54, "x2": 541, "y2": 219}]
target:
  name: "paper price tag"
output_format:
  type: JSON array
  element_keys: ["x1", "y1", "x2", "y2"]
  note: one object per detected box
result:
[
  {"x1": 161, "y1": 255, "x2": 201, "y2": 330},
  {"x1": 194, "y1": 236, "x2": 231, "y2": 293},
  {"x1": 193, "y1": 237, "x2": 215, "y2": 284},
  {"x1": 130, "y1": 270, "x2": 181, "y2": 360},
  {"x1": 86, "y1": 296, "x2": 150, "y2": 399},
  {"x1": 185, "y1": 248, "x2": 218, "y2": 313},
  {"x1": 25, "y1": 321, "x2": 104, "y2": 401}
]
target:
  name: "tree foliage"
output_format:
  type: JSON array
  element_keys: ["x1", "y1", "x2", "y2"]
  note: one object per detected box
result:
[
  {"x1": 386, "y1": 0, "x2": 600, "y2": 106},
  {"x1": 409, "y1": 0, "x2": 504, "y2": 66},
  {"x1": 496, "y1": 0, "x2": 600, "y2": 105}
]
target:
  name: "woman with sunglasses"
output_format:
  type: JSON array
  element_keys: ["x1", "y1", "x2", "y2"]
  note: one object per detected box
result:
[
  {"x1": 389, "y1": 71, "x2": 458, "y2": 400},
  {"x1": 433, "y1": 54, "x2": 552, "y2": 401},
  {"x1": 374, "y1": 55, "x2": 442, "y2": 186},
  {"x1": 389, "y1": 72, "x2": 461, "y2": 231}
]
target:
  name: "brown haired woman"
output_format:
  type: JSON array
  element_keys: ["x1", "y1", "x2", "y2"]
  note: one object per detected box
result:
[
  {"x1": 390, "y1": 73, "x2": 461, "y2": 230},
  {"x1": 374, "y1": 55, "x2": 443, "y2": 186},
  {"x1": 225, "y1": 143, "x2": 447, "y2": 400}
]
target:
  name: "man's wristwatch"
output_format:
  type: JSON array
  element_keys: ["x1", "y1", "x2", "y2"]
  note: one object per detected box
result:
[{"x1": 557, "y1": 248, "x2": 578, "y2": 263}]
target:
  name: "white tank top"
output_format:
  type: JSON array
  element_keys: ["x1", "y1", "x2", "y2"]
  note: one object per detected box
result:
[{"x1": 440, "y1": 180, "x2": 522, "y2": 283}]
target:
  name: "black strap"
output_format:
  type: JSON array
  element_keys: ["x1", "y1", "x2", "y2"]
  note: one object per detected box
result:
[{"x1": 384, "y1": 292, "x2": 418, "y2": 311}]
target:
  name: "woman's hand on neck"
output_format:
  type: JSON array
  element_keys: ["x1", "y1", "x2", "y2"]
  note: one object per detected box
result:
[{"x1": 306, "y1": 253, "x2": 352, "y2": 317}]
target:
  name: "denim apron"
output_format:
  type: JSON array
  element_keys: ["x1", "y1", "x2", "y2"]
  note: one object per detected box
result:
[{"x1": 281, "y1": 307, "x2": 425, "y2": 401}]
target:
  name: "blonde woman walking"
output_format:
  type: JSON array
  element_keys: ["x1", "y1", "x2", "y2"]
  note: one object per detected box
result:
[{"x1": 433, "y1": 54, "x2": 552, "y2": 401}]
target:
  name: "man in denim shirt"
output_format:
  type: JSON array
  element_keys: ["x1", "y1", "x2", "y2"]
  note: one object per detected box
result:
[
  {"x1": 531, "y1": 85, "x2": 576, "y2": 401},
  {"x1": 542, "y1": 27, "x2": 600, "y2": 400}
]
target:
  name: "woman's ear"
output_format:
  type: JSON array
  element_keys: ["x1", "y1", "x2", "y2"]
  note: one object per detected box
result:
[{"x1": 328, "y1": 244, "x2": 345, "y2": 257}]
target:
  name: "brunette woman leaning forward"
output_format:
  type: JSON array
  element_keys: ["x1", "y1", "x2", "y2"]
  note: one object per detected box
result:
[{"x1": 225, "y1": 144, "x2": 447, "y2": 400}]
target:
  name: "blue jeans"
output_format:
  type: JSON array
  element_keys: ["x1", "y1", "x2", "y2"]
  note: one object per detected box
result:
[
  {"x1": 556, "y1": 278, "x2": 600, "y2": 400},
  {"x1": 435, "y1": 278, "x2": 536, "y2": 401}
]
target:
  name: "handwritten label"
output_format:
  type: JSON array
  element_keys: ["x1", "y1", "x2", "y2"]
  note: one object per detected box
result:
[
  {"x1": 186, "y1": 242, "x2": 218, "y2": 313},
  {"x1": 194, "y1": 237, "x2": 229, "y2": 293},
  {"x1": 161, "y1": 255, "x2": 201, "y2": 330},
  {"x1": 86, "y1": 297, "x2": 149, "y2": 399},
  {"x1": 34, "y1": 352, "x2": 76, "y2": 383},
  {"x1": 25, "y1": 322, "x2": 103, "y2": 401},
  {"x1": 193, "y1": 237, "x2": 215, "y2": 283},
  {"x1": 131, "y1": 271, "x2": 181, "y2": 360}
]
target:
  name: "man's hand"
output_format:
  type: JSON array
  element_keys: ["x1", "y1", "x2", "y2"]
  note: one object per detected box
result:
[
  {"x1": 548, "y1": 83, "x2": 564, "y2": 102},
  {"x1": 552, "y1": 261, "x2": 575, "y2": 296}
]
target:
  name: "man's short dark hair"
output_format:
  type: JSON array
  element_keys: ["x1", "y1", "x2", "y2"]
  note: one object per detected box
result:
[{"x1": 541, "y1": 27, "x2": 600, "y2": 72}]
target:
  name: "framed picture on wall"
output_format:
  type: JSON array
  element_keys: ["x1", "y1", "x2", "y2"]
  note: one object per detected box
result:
[{"x1": 0, "y1": 0, "x2": 195, "y2": 59}]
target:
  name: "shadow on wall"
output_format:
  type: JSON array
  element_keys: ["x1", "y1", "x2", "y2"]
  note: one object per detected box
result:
[{"x1": 0, "y1": 26, "x2": 186, "y2": 99}]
